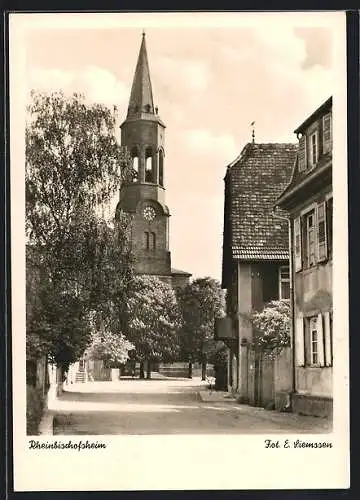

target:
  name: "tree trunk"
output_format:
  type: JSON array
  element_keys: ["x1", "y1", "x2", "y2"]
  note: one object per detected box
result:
[
  {"x1": 188, "y1": 360, "x2": 193, "y2": 379},
  {"x1": 139, "y1": 361, "x2": 145, "y2": 379},
  {"x1": 146, "y1": 360, "x2": 151, "y2": 379},
  {"x1": 201, "y1": 359, "x2": 207, "y2": 381},
  {"x1": 57, "y1": 363, "x2": 64, "y2": 396}
]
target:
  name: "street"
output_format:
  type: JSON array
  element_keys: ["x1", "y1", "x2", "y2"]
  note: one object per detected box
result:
[{"x1": 51, "y1": 376, "x2": 332, "y2": 435}]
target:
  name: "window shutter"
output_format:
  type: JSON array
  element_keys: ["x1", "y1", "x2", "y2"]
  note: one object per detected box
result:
[
  {"x1": 295, "y1": 314, "x2": 305, "y2": 366},
  {"x1": 294, "y1": 217, "x2": 302, "y2": 272},
  {"x1": 317, "y1": 313, "x2": 325, "y2": 366},
  {"x1": 323, "y1": 113, "x2": 332, "y2": 154},
  {"x1": 324, "y1": 311, "x2": 332, "y2": 367},
  {"x1": 317, "y1": 201, "x2": 328, "y2": 262},
  {"x1": 298, "y1": 135, "x2": 307, "y2": 171}
]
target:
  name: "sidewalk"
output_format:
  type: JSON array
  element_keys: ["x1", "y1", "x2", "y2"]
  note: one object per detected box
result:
[
  {"x1": 198, "y1": 390, "x2": 332, "y2": 432},
  {"x1": 38, "y1": 384, "x2": 58, "y2": 435},
  {"x1": 199, "y1": 390, "x2": 236, "y2": 402}
]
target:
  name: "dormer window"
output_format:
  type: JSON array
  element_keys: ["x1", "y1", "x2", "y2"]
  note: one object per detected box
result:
[
  {"x1": 145, "y1": 104, "x2": 151, "y2": 112},
  {"x1": 310, "y1": 131, "x2": 319, "y2": 167}
]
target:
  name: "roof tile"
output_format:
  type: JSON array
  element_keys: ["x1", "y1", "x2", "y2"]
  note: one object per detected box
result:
[{"x1": 225, "y1": 143, "x2": 297, "y2": 260}]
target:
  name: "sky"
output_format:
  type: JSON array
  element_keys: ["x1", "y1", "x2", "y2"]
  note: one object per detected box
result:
[{"x1": 17, "y1": 12, "x2": 340, "y2": 281}]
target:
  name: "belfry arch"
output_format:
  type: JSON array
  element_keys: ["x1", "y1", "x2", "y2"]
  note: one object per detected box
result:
[
  {"x1": 145, "y1": 147, "x2": 155, "y2": 183},
  {"x1": 131, "y1": 146, "x2": 140, "y2": 182}
]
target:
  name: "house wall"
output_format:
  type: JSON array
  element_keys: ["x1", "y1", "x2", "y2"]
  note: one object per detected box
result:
[
  {"x1": 292, "y1": 186, "x2": 333, "y2": 417},
  {"x1": 229, "y1": 260, "x2": 292, "y2": 407}
]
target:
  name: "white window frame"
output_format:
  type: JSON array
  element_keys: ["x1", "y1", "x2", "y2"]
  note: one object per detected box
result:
[
  {"x1": 278, "y1": 265, "x2": 290, "y2": 300},
  {"x1": 307, "y1": 314, "x2": 325, "y2": 367},
  {"x1": 309, "y1": 130, "x2": 319, "y2": 167},
  {"x1": 309, "y1": 316, "x2": 318, "y2": 365}
]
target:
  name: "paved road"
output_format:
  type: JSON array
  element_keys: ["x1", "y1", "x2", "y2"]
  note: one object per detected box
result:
[{"x1": 52, "y1": 376, "x2": 332, "y2": 435}]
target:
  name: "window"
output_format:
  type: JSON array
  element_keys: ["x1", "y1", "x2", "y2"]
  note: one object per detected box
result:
[
  {"x1": 296, "y1": 199, "x2": 332, "y2": 272},
  {"x1": 298, "y1": 135, "x2": 307, "y2": 172},
  {"x1": 145, "y1": 147, "x2": 155, "y2": 183},
  {"x1": 305, "y1": 314, "x2": 325, "y2": 367},
  {"x1": 310, "y1": 131, "x2": 318, "y2": 166},
  {"x1": 317, "y1": 202, "x2": 328, "y2": 262},
  {"x1": 278, "y1": 266, "x2": 290, "y2": 299},
  {"x1": 131, "y1": 147, "x2": 139, "y2": 182},
  {"x1": 323, "y1": 113, "x2": 332, "y2": 154},
  {"x1": 309, "y1": 317, "x2": 318, "y2": 365},
  {"x1": 144, "y1": 231, "x2": 156, "y2": 250},
  {"x1": 305, "y1": 211, "x2": 316, "y2": 267},
  {"x1": 144, "y1": 232, "x2": 149, "y2": 250}
]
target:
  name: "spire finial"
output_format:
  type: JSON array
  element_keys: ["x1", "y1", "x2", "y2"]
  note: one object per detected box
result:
[
  {"x1": 250, "y1": 121, "x2": 256, "y2": 144},
  {"x1": 142, "y1": 29, "x2": 146, "y2": 37}
]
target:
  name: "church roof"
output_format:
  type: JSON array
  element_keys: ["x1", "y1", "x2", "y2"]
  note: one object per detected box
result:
[
  {"x1": 171, "y1": 268, "x2": 192, "y2": 277},
  {"x1": 127, "y1": 33, "x2": 155, "y2": 117},
  {"x1": 223, "y1": 143, "x2": 297, "y2": 265}
]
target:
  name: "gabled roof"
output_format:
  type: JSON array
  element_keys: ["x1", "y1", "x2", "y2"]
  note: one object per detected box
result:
[
  {"x1": 224, "y1": 143, "x2": 297, "y2": 262},
  {"x1": 294, "y1": 96, "x2": 332, "y2": 135}
]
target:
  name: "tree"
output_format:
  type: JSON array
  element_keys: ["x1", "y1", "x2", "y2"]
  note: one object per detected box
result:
[
  {"x1": 247, "y1": 300, "x2": 291, "y2": 358},
  {"x1": 177, "y1": 277, "x2": 225, "y2": 380},
  {"x1": 208, "y1": 341, "x2": 228, "y2": 391},
  {"x1": 86, "y1": 329, "x2": 135, "y2": 369},
  {"x1": 25, "y1": 91, "x2": 136, "y2": 376},
  {"x1": 126, "y1": 276, "x2": 182, "y2": 379},
  {"x1": 27, "y1": 269, "x2": 92, "y2": 372}
]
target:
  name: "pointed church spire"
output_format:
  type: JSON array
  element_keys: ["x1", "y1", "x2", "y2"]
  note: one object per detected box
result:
[{"x1": 127, "y1": 32, "x2": 155, "y2": 117}]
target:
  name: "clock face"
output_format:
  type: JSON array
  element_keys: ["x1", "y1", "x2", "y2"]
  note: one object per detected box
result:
[{"x1": 143, "y1": 206, "x2": 156, "y2": 222}]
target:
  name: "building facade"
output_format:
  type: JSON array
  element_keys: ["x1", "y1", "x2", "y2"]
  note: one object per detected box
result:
[
  {"x1": 276, "y1": 97, "x2": 333, "y2": 418},
  {"x1": 116, "y1": 33, "x2": 191, "y2": 288},
  {"x1": 219, "y1": 143, "x2": 297, "y2": 409}
]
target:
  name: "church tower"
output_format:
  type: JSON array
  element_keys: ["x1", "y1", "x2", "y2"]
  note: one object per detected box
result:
[{"x1": 118, "y1": 33, "x2": 188, "y2": 284}]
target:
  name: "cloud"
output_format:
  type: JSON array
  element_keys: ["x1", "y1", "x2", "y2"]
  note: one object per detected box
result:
[
  {"x1": 27, "y1": 65, "x2": 130, "y2": 107},
  {"x1": 154, "y1": 55, "x2": 210, "y2": 92},
  {"x1": 182, "y1": 128, "x2": 238, "y2": 163},
  {"x1": 28, "y1": 68, "x2": 73, "y2": 91},
  {"x1": 74, "y1": 66, "x2": 129, "y2": 106},
  {"x1": 24, "y1": 21, "x2": 338, "y2": 280}
]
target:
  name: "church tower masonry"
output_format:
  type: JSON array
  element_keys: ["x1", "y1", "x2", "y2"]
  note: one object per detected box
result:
[{"x1": 117, "y1": 33, "x2": 191, "y2": 287}]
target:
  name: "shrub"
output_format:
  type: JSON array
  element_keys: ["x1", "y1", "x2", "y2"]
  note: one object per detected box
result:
[
  {"x1": 247, "y1": 300, "x2": 291, "y2": 359},
  {"x1": 210, "y1": 342, "x2": 228, "y2": 391},
  {"x1": 26, "y1": 385, "x2": 45, "y2": 435}
]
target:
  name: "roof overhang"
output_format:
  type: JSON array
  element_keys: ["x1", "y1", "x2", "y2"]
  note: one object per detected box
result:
[
  {"x1": 232, "y1": 248, "x2": 289, "y2": 260},
  {"x1": 276, "y1": 161, "x2": 332, "y2": 211}
]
